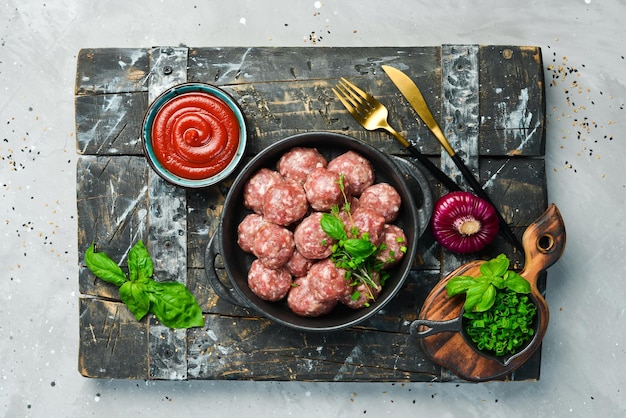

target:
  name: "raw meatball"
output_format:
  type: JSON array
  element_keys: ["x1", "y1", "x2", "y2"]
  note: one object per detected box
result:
[
  {"x1": 237, "y1": 213, "x2": 267, "y2": 253},
  {"x1": 294, "y1": 212, "x2": 334, "y2": 260},
  {"x1": 285, "y1": 250, "x2": 314, "y2": 278},
  {"x1": 376, "y1": 224, "x2": 408, "y2": 268},
  {"x1": 359, "y1": 183, "x2": 402, "y2": 222},
  {"x1": 347, "y1": 207, "x2": 386, "y2": 245},
  {"x1": 248, "y1": 259, "x2": 293, "y2": 302},
  {"x1": 303, "y1": 167, "x2": 347, "y2": 211},
  {"x1": 288, "y1": 276, "x2": 337, "y2": 317},
  {"x1": 308, "y1": 258, "x2": 351, "y2": 303},
  {"x1": 263, "y1": 181, "x2": 309, "y2": 226},
  {"x1": 277, "y1": 147, "x2": 327, "y2": 184},
  {"x1": 340, "y1": 272, "x2": 382, "y2": 309},
  {"x1": 327, "y1": 150, "x2": 374, "y2": 196},
  {"x1": 243, "y1": 168, "x2": 284, "y2": 214},
  {"x1": 253, "y1": 223, "x2": 295, "y2": 269}
]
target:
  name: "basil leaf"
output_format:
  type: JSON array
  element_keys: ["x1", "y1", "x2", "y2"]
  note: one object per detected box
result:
[
  {"x1": 119, "y1": 281, "x2": 150, "y2": 321},
  {"x1": 320, "y1": 213, "x2": 347, "y2": 241},
  {"x1": 445, "y1": 275, "x2": 478, "y2": 296},
  {"x1": 465, "y1": 282, "x2": 496, "y2": 312},
  {"x1": 147, "y1": 281, "x2": 205, "y2": 329},
  {"x1": 491, "y1": 276, "x2": 505, "y2": 289},
  {"x1": 84, "y1": 243, "x2": 127, "y2": 287},
  {"x1": 503, "y1": 271, "x2": 531, "y2": 294},
  {"x1": 479, "y1": 253, "x2": 509, "y2": 278},
  {"x1": 128, "y1": 240, "x2": 153, "y2": 282},
  {"x1": 343, "y1": 238, "x2": 376, "y2": 258}
]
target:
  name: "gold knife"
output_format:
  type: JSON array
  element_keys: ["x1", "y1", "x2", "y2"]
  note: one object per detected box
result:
[{"x1": 382, "y1": 64, "x2": 522, "y2": 250}]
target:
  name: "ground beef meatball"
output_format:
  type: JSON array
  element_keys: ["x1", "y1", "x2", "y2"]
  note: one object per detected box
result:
[
  {"x1": 346, "y1": 207, "x2": 386, "y2": 245},
  {"x1": 288, "y1": 276, "x2": 337, "y2": 317},
  {"x1": 252, "y1": 223, "x2": 294, "y2": 269},
  {"x1": 285, "y1": 249, "x2": 314, "y2": 278},
  {"x1": 294, "y1": 212, "x2": 334, "y2": 260},
  {"x1": 277, "y1": 147, "x2": 328, "y2": 184},
  {"x1": 359, "y1": 183, "x2": 402, "y2": 222},
  {"x1": 236, "y1": 213, "x2": 267, "y2": 253},
  {"x1": 376, "y1": 224, "x2": 408, "y2": 268},
  {"x1": 263, "y1": 181, "x2": 309, "y2": 226},
  {"x1": 327, "y1": 150, "x2": 375, "y2": 196},
  {"x1": 307, "y1": 258, "x2": 351, "y2": 303},
  {"x1": 340, "y1": 272, "x2": 382, "y2": 309},
  {"x1": 247, "y1": 259, "x2": 293, "y2": 302},
  {"x1": 303, "y1": 167, "x2": 347, "y2": 211},
  {"x1": 243, "y1": 168, "x2": 284, "y2": 214}
]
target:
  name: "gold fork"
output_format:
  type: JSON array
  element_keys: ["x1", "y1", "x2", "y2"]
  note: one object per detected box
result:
[{"x1": 332, "y1": 77, "x2": 460, "y2": 192}]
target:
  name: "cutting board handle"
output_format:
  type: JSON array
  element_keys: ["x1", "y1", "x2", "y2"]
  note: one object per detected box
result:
[{"x1": 520, "y1": 204, "x2": 566, "y2": 292}]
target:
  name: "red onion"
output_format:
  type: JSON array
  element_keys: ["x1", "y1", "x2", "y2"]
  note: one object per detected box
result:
[{"x1": 430, "y1": 191, "x2": 499, "y2": 254}]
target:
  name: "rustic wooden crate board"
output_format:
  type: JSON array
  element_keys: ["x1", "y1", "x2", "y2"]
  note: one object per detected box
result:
[{"x1": 75, "y1": 45, "x2": 547, "y2": 381}]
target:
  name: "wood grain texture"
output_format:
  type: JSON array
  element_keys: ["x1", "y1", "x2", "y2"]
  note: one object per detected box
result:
[
  {"x1": 145, "y1": 46, "x2": 190, "y2": 380},
  {"x1": 78, "y1": 297, "x2": 149, "y2": 379},
  {"x1": 76, "y1": 155, "x2": 148, "y2": 298},
  {"x1": 440, "y1": 44, "x2": 480, "y2": 186},
  {"x1": 76, "y1": 45, "x2": 548, "y2": 381}
]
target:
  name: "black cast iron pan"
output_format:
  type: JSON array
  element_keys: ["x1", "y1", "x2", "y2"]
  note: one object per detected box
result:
[{"x1": 205, "y1": 132, "x2": 433, "y2": 332}]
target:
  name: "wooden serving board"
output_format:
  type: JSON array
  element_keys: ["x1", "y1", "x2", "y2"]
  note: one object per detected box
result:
[{"x1": 75, "y1": 45, "x2": 548, "y2": 381}]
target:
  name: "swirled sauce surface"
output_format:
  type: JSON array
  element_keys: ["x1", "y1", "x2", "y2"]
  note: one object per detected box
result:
[{"x1": 151, "y1": 92, "x2": 240, "y2": 180}]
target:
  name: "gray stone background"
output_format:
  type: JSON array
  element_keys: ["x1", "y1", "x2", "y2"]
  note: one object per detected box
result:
[{"x1": 1, "y1": 0, "x2": 624, "y2": 416}]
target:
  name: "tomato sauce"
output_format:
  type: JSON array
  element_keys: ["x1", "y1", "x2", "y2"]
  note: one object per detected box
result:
[{"x1": 150, "y1": 92, "x2": 241, "y2": 180}]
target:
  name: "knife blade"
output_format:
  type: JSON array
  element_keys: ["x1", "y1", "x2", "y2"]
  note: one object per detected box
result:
[{"x1": 382, "y1": 64, "x2": 522, "y2": 251}]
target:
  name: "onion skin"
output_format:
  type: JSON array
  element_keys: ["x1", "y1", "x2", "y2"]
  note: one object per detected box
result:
[{"x1": 430, "y1": 191, "x2": 500, "y2": 254}]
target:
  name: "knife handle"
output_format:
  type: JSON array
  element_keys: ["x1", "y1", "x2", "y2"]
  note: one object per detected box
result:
[
  {"x1": 450, "y1": 154, "x2": 522, "y2": 250},
  {"x1": 385, "y1": 125, "x2": 461, "y2": 192},
  {"x1": 406, "y1": 145, "x2": 460, "y2": 192}
]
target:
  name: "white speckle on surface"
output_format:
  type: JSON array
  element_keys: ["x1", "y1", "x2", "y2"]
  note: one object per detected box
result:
[
  {"x1": 239, "y1": 17, "x2": 246, "y2": 25},
  {"x1": 207, "y1": 329, "x2": 218, "y2": 341},
  {"x1": 314, "y1": 1, "x2": 322, "y2": 8}
]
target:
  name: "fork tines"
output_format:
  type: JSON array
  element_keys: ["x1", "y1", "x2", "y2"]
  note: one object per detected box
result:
[{"x1": 333, "y1": 78, "x2": 372, "y2": 120}]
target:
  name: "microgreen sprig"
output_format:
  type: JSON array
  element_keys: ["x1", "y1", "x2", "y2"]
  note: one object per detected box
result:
[{"x1": 319, "y1": 175, "x2": 393, "y2": 305}]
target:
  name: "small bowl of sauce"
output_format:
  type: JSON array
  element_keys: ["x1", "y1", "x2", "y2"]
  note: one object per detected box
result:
[{"x1": 142, "y1": 82, "x2": 247, "y2": 188}]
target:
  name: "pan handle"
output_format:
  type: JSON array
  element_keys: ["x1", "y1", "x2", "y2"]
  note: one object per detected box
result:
[
  {"x1": 204, "y1": 230, "x2": 251, "y2": 308},
  {"x1": 409, "y1": 317, "x2": 461, "y2": 337},
  {"x1": 390, "y1": 156, "x2": 434, "y2": 238}
]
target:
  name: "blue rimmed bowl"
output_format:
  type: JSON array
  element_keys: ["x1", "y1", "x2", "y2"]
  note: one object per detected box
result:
[{"x1": 142, "y1": 82, "x2": 247, "y2": 188}]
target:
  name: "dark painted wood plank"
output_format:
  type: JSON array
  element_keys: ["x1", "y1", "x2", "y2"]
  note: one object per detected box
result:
[
  {"x1": 146, "y1": 46, "x2": 190, "y2": 380},
  {"x1": 187, "y1": 315, "x2": 440, "y2": 381},
  {"x1": 75, "y1": 92, "x2": 148, "y2": 156},
  {"x1": 188, "y1": 47, "x2": 443, "y2": 155},
  {"x1": 440, "y1": 44, "x2": 480, "y2": 188},
  {"x1": 78, "y1": 297, "x2": 149, "y2": 379},
  {"x1": 75, "y1": 48, "x2": 150, "y2": 95},
  {"x1": 478, "y1": 46, "x2": 546, "y2": 156},
  {"x1": 76, "y1": 155, "x2": 148, "y2": 297}
]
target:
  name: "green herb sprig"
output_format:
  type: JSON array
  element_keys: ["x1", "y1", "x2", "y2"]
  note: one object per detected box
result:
[
  {"x1": 85, "y1": 241, "x2": 204, "y2": 329},
  {"x1": 445, "y1": 253, "x2": 530, "y2": 312},
  {"x1": 319, "y1": 175, "x2": 397, "y2": 305}
]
